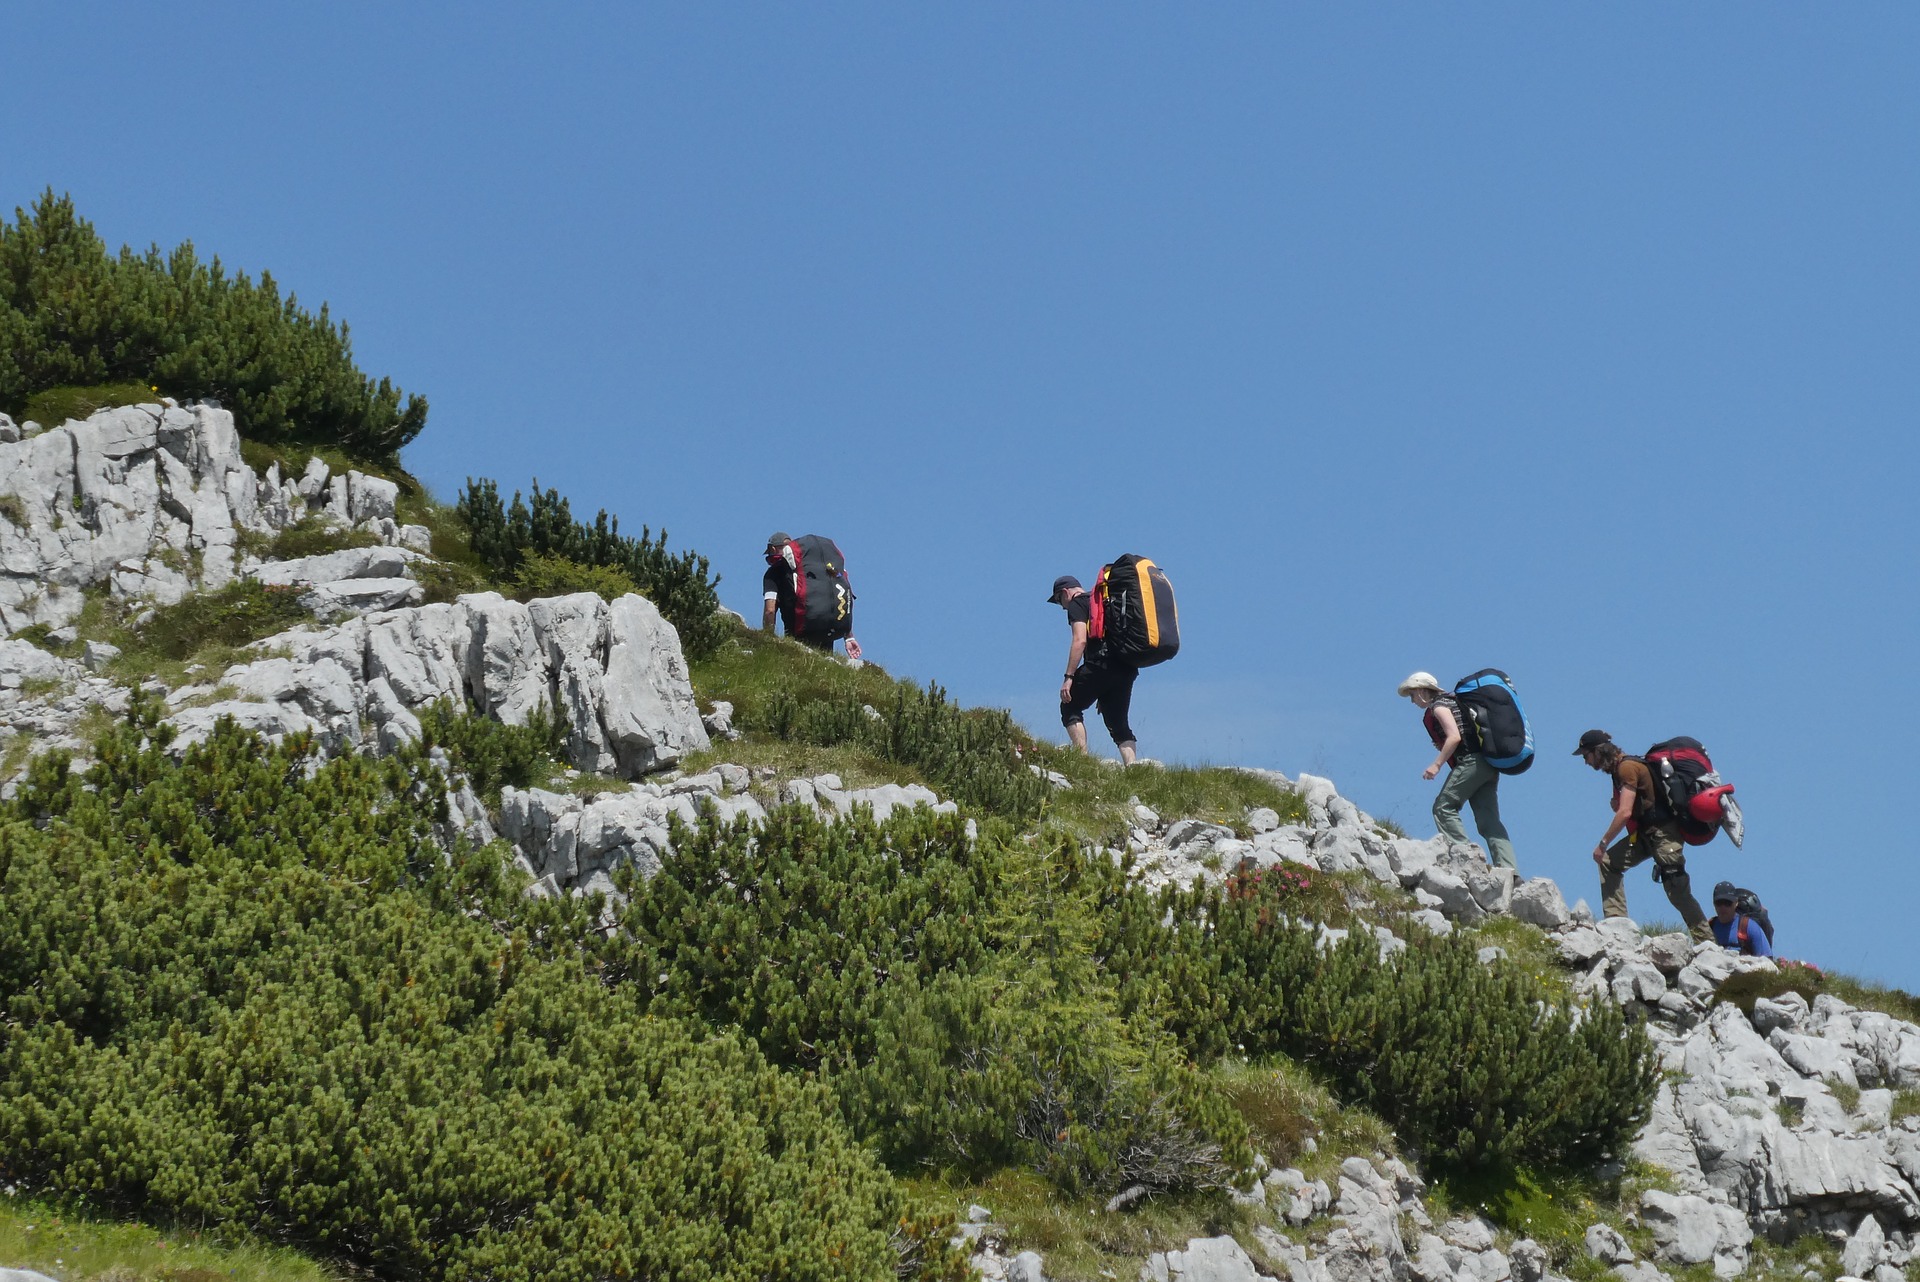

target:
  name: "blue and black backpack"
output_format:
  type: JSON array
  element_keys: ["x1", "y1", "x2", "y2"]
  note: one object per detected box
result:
[{"x1": 1453, "y1": 668, "x2": 1535, "y2": 775}]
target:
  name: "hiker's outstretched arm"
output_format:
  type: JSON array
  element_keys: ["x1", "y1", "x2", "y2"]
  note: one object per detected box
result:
[{"x1": 762, "y1": 597, "x2": 778, "y2": 633}]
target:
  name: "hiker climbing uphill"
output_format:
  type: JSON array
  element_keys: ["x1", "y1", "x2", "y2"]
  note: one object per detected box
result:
[
  {"x1": 1710, "y1": 882, "x2": 1775, "y2": 957},
  {"x1": 1397, "y1": 671, "x2": 1519, "y2": 870},
  {"x1": 1576, "y1": 729, "x2": 1710, "y2": 941},
  {"x1": 1050, "y1": 556, "x2": 1178, "y2": 764},
  {"x1": 763, "y1": 532, "x2": 861, "y2": 659}
]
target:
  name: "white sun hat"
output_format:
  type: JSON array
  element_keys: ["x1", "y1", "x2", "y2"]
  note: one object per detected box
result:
[{"x1": 1396, "y1": 671, "x2": 1443, "y2": 697}]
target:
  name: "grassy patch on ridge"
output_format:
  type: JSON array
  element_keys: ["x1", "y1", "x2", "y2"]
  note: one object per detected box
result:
[{"x1": 0, "y1": 1190, "x2": 339, "y2": 1282}]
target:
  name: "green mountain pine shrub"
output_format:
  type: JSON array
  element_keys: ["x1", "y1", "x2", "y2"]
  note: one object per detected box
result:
[
  {"x1": 600, "y1": 807, "x2": 1251, "y2": 1195},
  {"x1": 415, "y1": 697, "x2": 566, "y2": 800},
  {"x1": 508, "y1": 550, "x2": 642, "y2": 602},
  {"x1": 1105, "y1": 867, "x2": 1659, "y2": 1174},
  {"x1": 756, "y1": 679, "x2": 1050, "y2": 822},
  {"x1": 0, "y1": 706, "x2": 960, "y2": 1282},
  {"x1": 0, "y1": 192, "x2": 425, "y2": 461},
  {"x1": 455, "y1": 478, "x2": 724, "y2": 658}
]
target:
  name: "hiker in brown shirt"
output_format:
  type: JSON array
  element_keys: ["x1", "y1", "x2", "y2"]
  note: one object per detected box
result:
[{"x1": 1575, "y1": 729, "x2": 1709, "y2": 940}]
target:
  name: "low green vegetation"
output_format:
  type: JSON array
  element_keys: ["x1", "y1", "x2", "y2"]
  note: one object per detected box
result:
[
  {"x1": 1708, "y1": 957, "x2": 1920, "y2": 1025},
  {"x1": 1462, "y1": 914, "x2": 1576, "y2": 997},
  {"x1": 1212, "y1": 1056, "x2": 1396, "y2": 1175},
  {"x1": 693, "y1": 622, "x2": 1051, "y2": 821},
  {"x1": 457, "y1": 478, "x2": 724, "y2": 656},
  {"x1": 12, "y1": 584, "x2": 309, "y2": 690},
  {"x1": 904, "y1": 1167, "x2": 1266, "y2": 1281},
  {"x1": 1118, "y1": 866, "x2": 1658, "y2": 1174},
  {"x1": 0, "y1": 1191, "x2": 339, "y2": 1282},
  {"x1": 599, "y1": 807, "x2": 1253, "y2": 1196},
  {"x1": 240, "y1": 513, "x2": 380, "y2": 561},
  {"x1": 508, "y1": 549, "x2": 640, "y2": 602},
  {"x1": 0, "y1": 193, "x2": 425, "y2": 461},
  {"x1": 415, "y1": 697, "x2": 565, "y2": 801},
  {"x1": 690, "y1": 622, "x2": 1306, "y2": 837},
  {"x1": 0, "y1": 704, "x2": 960, "y2": 1282},
  {"x1": 1029, "y1": 745, "x2": 1308, "y2": 840},
  {"x1": 133, "y1": 579, "x2": 311, "y2": 661},
  {"x1": 17, "y1": 380, "x2": 158, "y2": 428}
]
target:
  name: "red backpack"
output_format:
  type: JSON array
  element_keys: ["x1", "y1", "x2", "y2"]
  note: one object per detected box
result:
[{"x1": 1643, "y1": 737, "x2": 1743, "y2": 847}]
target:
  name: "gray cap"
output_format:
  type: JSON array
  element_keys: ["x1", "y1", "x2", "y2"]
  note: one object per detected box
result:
[
  {"x1": 1048, "y1": 575, "x2": 1082, "y2": 603},
  {"x1": 766, "y1": 531, "x2": 791, "y2": 549}
]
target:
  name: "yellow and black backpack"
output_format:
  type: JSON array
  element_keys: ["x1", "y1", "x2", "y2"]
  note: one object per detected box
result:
[{"x1": 1090, "y1": 554, "x2": 1179, "y2": 667}]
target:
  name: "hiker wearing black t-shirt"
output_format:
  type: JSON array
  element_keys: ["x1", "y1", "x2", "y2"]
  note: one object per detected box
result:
[
  {"x1": 1049, "y1": 574, "x2": 1138, "y2": 764},
  {"x1": 762, "y1": 532, "x2": 861, "y2": 659}
]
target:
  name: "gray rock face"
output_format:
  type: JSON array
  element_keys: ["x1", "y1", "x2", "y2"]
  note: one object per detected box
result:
[
  {"x1": 1841, "y1": 1213, "x2": 1887, "y2": 1278},
  {"x1": 1, "y1": 640, "x2": 134, "y2": 772},
  {"x1": 0, "y1": 402, "x2": 427, "y2": 637},
  {"x1": 1139, "y1": 1235, "x2": 1267, "y2": 1282},
  {"x1": 162, "y1": 591, "x2": 708, "y2": 775},
  {"x1": 1585, "y1": 1222, "x2": 1634, "y2": 1264},
  {"x1": 1510, "y1": 876, "x2": 1570, "y2": 928},
  {"x1": 0, "y1": 402, "x2": 253, "y2": 630},
  {"x1": 1639, "y1": 1189, "x2": 1751, "y2": 1273},
  {"x1": 499, "y1": 769, "x2": 961, "y2": 897}
]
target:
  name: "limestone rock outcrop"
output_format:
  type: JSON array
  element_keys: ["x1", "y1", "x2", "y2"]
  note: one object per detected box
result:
[
  {"x1": 166, "y1": 590, "x2": 709, "y2": 776},
  {"x1": 0, "y1": 402, "x2": 430, "y2": 635}
]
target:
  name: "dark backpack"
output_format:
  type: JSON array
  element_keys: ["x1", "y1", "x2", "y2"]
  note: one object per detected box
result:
[
  {"x1": 1451, "y1": 669, "x2": 1534, "y2": 775},
  {"x1": 1090, "y1": 554, "x2": 1179, "y2": 668},
  {"x1": 1643, "y1": 737, "x2": 1742, "y2": 847},
  {"x1": 1724, "y1": 886, "x2": 1774, "y2": 946},
  {"x1": 780, "y1": 535, "x2": 854, "y2": 642}
]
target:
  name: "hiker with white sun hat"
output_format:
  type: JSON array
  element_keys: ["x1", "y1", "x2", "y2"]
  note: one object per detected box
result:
[{"x1": 1397, "y1": 671, "x2": 1519, "y2": 870}]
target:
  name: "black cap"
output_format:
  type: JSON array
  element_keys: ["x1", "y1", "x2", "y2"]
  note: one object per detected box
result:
[
  {"x1": 1048, "y1": 575, "x2": 1082, "y2": 603},
  {"x1": 1712, "y1": 880, "x2": 1738, "y2": 905},
  {"x1": 1573, "y1": 729, "x2": 1613, "y2": 756}
]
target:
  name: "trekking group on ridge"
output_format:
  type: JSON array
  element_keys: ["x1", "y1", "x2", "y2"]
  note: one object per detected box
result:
[
  {"x1": 1396, "y1": 668, "x2": 1763, "y2": 951},
  {"x1": 753, "y1": 531, "x2": 1771, "y2": 957}
]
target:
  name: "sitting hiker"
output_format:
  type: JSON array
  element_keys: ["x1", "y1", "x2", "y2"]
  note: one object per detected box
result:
[
  {"x1": 1397, "y1": 671, "x2": 1517, "y2": 869},
  {"x1": 1050, "y1": 574, "x2": 1139, "y2": 764},
  {"x1": 1709, "y1": 881, "x2": 1774, "y2": 957},
  {"x1": 762, "y1": 532, "x2": 861, "y2": 659},
  {"x1": 1576, "y1": 729, "x2": 1709, "y2": 941}
]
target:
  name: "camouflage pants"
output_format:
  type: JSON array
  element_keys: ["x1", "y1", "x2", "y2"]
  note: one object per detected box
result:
[{"x1": 1600, "y1": 823, "x2": 1708, "y2": 940}]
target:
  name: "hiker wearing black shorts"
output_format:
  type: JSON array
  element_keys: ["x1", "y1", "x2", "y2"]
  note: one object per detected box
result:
[{"x1": 1050, "y1": 574, "x2": 1138, "y2": 764}]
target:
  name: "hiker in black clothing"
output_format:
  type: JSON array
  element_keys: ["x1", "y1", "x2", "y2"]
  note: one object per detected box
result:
[
  {"x1": 762, "y1": 532, "x2": 861, "y2": 659},
  {"x1": 1050, "y1": 574, "x2": 1138, "y2": 764}
]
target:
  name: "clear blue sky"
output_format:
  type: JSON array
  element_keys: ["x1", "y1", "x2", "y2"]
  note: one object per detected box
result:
[{"x1": 8, "y1": 5, "x2": 1918, "y2": 989}]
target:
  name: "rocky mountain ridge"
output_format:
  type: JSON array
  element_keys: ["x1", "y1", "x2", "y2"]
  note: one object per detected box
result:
[{"x1": 1, "y1": 404, "x2": 1916, "y2": 1282}]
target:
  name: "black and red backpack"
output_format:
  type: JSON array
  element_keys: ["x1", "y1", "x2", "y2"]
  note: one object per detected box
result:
[
  {"x1": 776, "y1": 535, "x2": 854, "y2": 642},
  {"x1": 1640, "y1": 736, "x2": 1744, "y2": 847}
]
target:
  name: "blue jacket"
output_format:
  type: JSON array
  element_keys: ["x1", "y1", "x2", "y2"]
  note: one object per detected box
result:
[{"x1": 1710, "y1": 913, "x2": 1773, "y2": 957}]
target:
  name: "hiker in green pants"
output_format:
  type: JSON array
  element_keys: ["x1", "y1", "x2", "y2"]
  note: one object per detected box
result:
[{"x1": 1398, "y1": 672, "x2": 1518, "y2": 870}]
